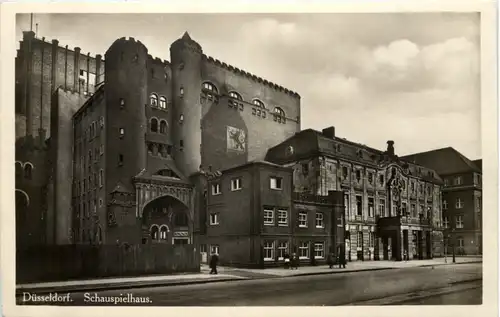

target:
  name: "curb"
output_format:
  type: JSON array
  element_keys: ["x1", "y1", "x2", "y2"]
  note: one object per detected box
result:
[{"x1": 16, "y1": 277, "x2": 245, "y2": 296}]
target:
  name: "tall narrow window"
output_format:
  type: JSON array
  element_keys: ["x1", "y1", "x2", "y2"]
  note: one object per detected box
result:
[
  {"x1": 150, "y1": 93, "x2": 158, "y2": 106},
  {"x1": 368, "y1": 197, "x2": 374, "y2": 217},
  {"x1": 150, "y1": 118, "x2": 158, "y2": 133},
  {"x1": 119, "y1": 128, "x2": 125, "y2": 137},
  {"x1": 159, "y1": 96, "x2": 167, "y2": 109},
  {"x1": 150, "y1": 225, "x2": 159, "y2": 240},
  {"x1": 356, "y1": 195, "x2": 363, "y2": 216},
  {"x1": 273, "y1": 107, "x2": 286, "y2": 123},
  {"x1": 160, "y1": 120, "x2": 167, "y2": 134},
  {"x1": 24, "y1": 164, "x2": 33, "y2": 180}
]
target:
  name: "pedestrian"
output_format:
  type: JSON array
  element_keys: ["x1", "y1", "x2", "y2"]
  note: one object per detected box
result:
[
  {"x1": 327, "y1": 252, "x2": 334, "y2": 269},
  {"x1": 403, "y1": 249, "x2": 408, "y2": 262},
  {"x1": 284, "y1": 253, "x2": 291, "y2": 269},
  {"x1": 209, "y1": 252, "x2": 219, "y2": 275},
  {"x1": 338, "y1": 245, "x2": 346, "y2": 269},
  {"x1": 291, "y1": 253, "x2": 299, "y2": 270}
]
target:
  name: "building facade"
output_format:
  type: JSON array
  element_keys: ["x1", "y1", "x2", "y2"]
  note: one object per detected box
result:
[
  {"x1": 191, "y1": 161, "x2": 344, "y2": 268},
  {"x1": 15, "y1": 30, "x2": 301, "y2": 247},
  {"x1": 265, "y1": 127, "x2": 445, "y2": 261},
  {"x1": 401, "y1": 148, "x2": 482, "y2": 255}
]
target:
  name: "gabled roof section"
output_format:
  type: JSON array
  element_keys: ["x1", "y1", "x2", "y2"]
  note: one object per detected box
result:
[
  {"x1": 400, "y1": 147, "x2": 480, "y2": 175},
  {"x1": 133, "y1": 160, "x2": 190, "y2": 184},
  {"x1": 110, "y1": 181, "x2": 134, "y2": 194}
]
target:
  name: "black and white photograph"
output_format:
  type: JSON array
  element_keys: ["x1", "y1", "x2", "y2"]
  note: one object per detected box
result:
[{"x1": 0, "y1": 1, "x2": 498, "y2": 315}]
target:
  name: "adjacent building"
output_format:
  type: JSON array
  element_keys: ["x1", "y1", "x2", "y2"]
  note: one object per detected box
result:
[
  {"x1": 265, "y1": 128, "x2": 445, "y2": 262},
  {"x1": 401, "y1": 148, "x2": 482, "y2": 255}
]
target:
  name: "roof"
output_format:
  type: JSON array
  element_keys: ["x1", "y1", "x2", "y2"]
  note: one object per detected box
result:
[
  {"x1": 400, "y1": 147, "x2": 481, "y2": 175},
  {"x1": 133, "y1": 160, "x2": 190, "y2": 184},
  {"x1": 472, "y1": 159, "x2": 482, "y2": 171}
]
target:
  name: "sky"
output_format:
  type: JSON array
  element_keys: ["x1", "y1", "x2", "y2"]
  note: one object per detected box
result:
[{"x1": 16, "y1": 13, "x2": 481, "y2": 160}]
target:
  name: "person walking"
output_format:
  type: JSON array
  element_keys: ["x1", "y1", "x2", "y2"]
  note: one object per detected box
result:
[
  {"x1": 327, "y1": 252, "x2": 334, "y2": 269},
  {"x1": 338, "y1": 245, "x2": 347, "y2": 269},
  {"x1": 284, "y1": 253, "x2": 291, "y2": 269},
  {"x1": 209, "y1": 252, "x2": 219, "y2": 274},
  {"x1": 291, "y1": 253, "x2": 299, "y2": 270}
]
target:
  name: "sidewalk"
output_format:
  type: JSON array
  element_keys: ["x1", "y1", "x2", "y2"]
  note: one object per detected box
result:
[
  {"x1": 16, "y1": 272, "x2": 247, "y2": 294},
  {"x1": 16, "y1": 256, "x2": 481, "y2": 294},
  {"x1": 218, "y1": 256, "x2": 482, "y2": 278}
]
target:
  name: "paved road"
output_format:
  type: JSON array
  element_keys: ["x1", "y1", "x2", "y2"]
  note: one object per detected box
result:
[{"x1": 18, "y1": 263, "x2": 482, "y2": 306}]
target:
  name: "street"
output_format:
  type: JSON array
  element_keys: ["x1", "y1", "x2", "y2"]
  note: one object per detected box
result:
[{"x1": 18, "y1": 263, "x2": 482, "y2": 306}]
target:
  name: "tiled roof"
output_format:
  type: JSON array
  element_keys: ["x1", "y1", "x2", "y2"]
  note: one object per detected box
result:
[{"x1": 400, "y1": 147, "x2": 480, "y2": 175}]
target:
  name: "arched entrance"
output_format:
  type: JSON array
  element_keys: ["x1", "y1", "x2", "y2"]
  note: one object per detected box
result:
[{"x1": 142, "y1": 195, "x2": 191, "y2": 244}]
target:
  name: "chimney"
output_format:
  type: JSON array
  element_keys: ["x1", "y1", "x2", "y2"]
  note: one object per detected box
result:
[
  {"x1": 322, "y1": 126, "x2": 336, "y2": 139},
  {"x1": 387, "y1": 140, "x2": 395, "y2": 156}
]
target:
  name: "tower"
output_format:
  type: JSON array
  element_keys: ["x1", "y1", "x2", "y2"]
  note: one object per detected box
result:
[
  {"x1": 104, "y1": 37, "x2": 149, "y2": 194},
  {"x1": 170, "y1": 32, "x2": 203, "y2": 177}
]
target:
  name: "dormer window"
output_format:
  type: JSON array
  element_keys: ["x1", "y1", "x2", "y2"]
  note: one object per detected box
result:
[
  {"x1": 202, "y1": 82, "x2": 218, "y2": 94},
  {"x1": 273, "y1": 107, "x2": 286, "y2": 124},
  {"x1": 253, "y1": 99, "x2": 265, "y2": 108},
  {"x1": 229, "y1": 91, "x2": 243, "y2": 101}
]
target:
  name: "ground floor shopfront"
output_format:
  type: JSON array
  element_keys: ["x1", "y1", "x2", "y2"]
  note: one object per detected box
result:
[{"x1": 345, "y1": 219, "x2": 442, "y2": 262}]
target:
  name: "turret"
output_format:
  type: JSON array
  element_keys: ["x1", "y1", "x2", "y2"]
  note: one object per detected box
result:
[
  {"x1": 170, "y1": 32, "x2": 204, "y2": 177},
  {"x1": 104, "y1": 37, "x2": 149, "y2": 191}
]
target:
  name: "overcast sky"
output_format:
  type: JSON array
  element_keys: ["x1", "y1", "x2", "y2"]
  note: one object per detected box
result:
[{"x1": 16, "y1": 13, "x2": 481, "y2": 160}]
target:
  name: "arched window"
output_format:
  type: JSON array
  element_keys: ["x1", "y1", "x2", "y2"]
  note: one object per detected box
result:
[
  {"x1": 150, "y1": 93, "x2": 158, "y2": 107},
  {"x1": 24, "y1": 163, "x2": 33, "y2": 180},
  {"x1": 202, "y1": 82, "x2": 218, "y2": 94},
  {"x1": 160, "y1": 226, "x2": 168, "y2": 240},
  {"x1": 253, "y1": 99, "x2": 265, "y2": 108},
  {"x1": 150, "y1": 225, "x2": 159, "y2": 240},
  {"x1": 229, "y1": 91, "x2": 243, "y2": 101},
  {"x1": 273, "y1": 107, "x2": 286, "y2": 123},
  {"x1": 15, "y1": 162, "x2": 23, "y2": 176},
  {"x1": 159, "y1": 96, "x2": 167, "y2": 109},
  {"x1": 174, "y1": 212, "x2": 189, "y2": 227},
  {"x1": 150, "y1": 118, "x2": 158, "y2": 133},
  {"x1": 160, "y1": 120, "x2": 167, "y2": 134}
]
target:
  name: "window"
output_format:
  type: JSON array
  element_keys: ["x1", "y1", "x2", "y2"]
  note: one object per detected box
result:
[
  {"x1": 457, "y1": 237, "x2": 464, "y2": 248},
  {"x1": 119, "y1": 128, "x2": 125, "y2": 137},
  {"x1": 315, "y1": 213, "x2": 324, "y2": 228},
  {"x1": 342, "y1": 166, "x2": 348, "y2": 179},
  {"x1": 410, "y1": 181, "x2": 415, "y2": 193},
  {"x1": 202, "y1": 82, "x2": 218, "y2": 94},
  {"x1": 159, "y1": 96, "x2": 167, "y2": 109},
  {"x1": 211, "y1": 183, "x2": 221, "y2": 195},
  {"x1": 229, "y1": 91, "x2": 242, "y2": 100},
  {"x1": 209, "y1": 213, "x2": 219, "y2": 225},
  {"x1": 456, "y1": 198, "x2": 464, "y2": 209},
  {"x1": 302, "y1": 163, "x2": 309, "y2": 176},
  {"x1": 314, "y1": 242, "x2": 325, "y2": 259},
  {"x1": 298, "y1": 211, "x2": 308, "y2": 227},
  {"x1": 263, "y1": 241, "x2": 275, "y2": 261},
  {"x1": 443, "y1": 200, "x2": 448, "y2": 210},
  {"x1": 419, "y1": 204, "x2": 424, "y2": 217},
  {"x1": 355, "y1": 170, "x2": 361, "y2": 182},
  {"x1": 88, "y1": 150, "x2": 92, "y2": 163},
  {"x1": 273, "y1": 107, "x2": 286, "y2": 123},
  {"x1": 150, "y1": 118, "x2": 158, "y2": 132},
  {"x1": 476, "y1": 197, "x2": 482, "y2": 211},
  {"x1": 99, "y1": 169, "x2": 103, "y2": 187},
  {"x1": 368, "y1": 197, "x2": 374, "y2": 217},
  {"x1": 253, "y1": 99, "x2": 265, "y2": 108},
  {"x1": 411, "y1": 204, "x2": 416, "y2": 218},
  {"x1": 456, "y1": 215, "x2": 464, "y2": 228},
  {"x1": 356, "y1": 195, "x2": 362, "y2": 216},
  {"x1": 160, "y1": 120, "x2": 167, "y2": 134},
  {"x1": 454, "y1": 176, "x2": 463, "y2": 185},
  {"x1": 444, "y1": 178, "x2": 449, "y2": 186},
  {"x1": 402, "y1": 202, "x2": 408, "y2": 216},
  {"x1": 24, "y1": 163, "x2": 33, "y2": 180},
  {"x1": 99, "y1": 199, "x2": 103, "y2": 207},
  {"x1": 344, "y1": 193, "x2": 350, "y2": 216},
  {"x1": 118, "y1": 154, "x2": 124, "y2": 166},
  {"x1": 264, "y1": 209, "x2": 274, "y2": 225},
  {"x1": 210, "y1": 245, "x2": 219, "y2": 255},
  {"x1": 119, "y1": 98, "x2": 125, "y2": 108},
  {"x1": 299, "y1": 242, "x2": 309, "y2": 259},
  {"x1": 378, "y1": 199, "x2": 386, "y2": 217},
  {"x1": 179, "y1": 140, "x2": 184, "y2": 148},
  {"x1": 160, "y1": 226, "x2": 168, "y2": 240},
  {"x1": 231, "y1": 178, "x2": 242, "y2": 191},
  {"x1": 427, "y1": 186, "x2": 432, "y2": 195},
  {"x1": 278, "y1": 209, "x2": 288, "y2": 226},
  {"x1": 368, "y1": 172, "x2": 373, "y2": 184},
  {"x1": 180, "y1": 87, "x2": 184, "y2": 97},
  {"x1": 150, "y1": 225, "x2": 159, "y2": 240},
  {"x1": 278, "y1": 241, "x2": 288, "y2": 259},
  {"x1": 369, "y1": 232, "x2": 375, "y2": 248},
  {"x1": 379, "y1": 175, "x2": 384, "y2": 186},
  {"x1": 443, "y1": 216, "x2": 449, "y2": 228},
  {"x1": 270, "y1": 177, "x2": 283, "y2": 190}
]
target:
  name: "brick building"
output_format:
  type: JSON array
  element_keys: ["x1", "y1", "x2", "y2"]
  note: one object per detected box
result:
[
  {"x1": 15, "y1": 30, "x2": 302, "y2": 248},
  {"x1": 265, "y1": 127, "x2": 445, "y2": 261},
  {"x1": 191, "y1": 161, "x2": 344, "y2": 268},
  {"x1": 401, "y1": 148, "x2": 482, "y2": 255}
]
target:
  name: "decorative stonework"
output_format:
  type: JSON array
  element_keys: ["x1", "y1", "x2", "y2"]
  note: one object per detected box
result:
[{"x1": 135, "y1": 182, "x2": 194, "y2": 219}]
